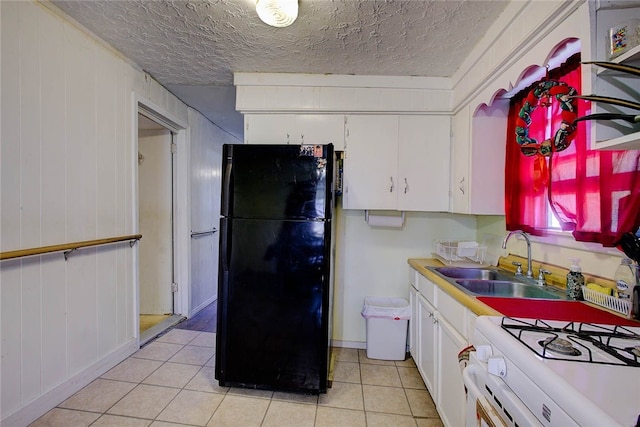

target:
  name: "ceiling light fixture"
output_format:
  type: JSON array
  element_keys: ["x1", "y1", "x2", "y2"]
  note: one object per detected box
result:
[{"x1": 255, "y1": 0, "x2": 298, "y2": 28}]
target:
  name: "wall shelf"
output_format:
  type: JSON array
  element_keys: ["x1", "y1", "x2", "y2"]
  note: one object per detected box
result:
[
  {"x1": 594, "y1": 130, "x2": 640, "y2": 150},
  {"x1": 595, "y1": 44, "x2": 640, "y2": 75},
  {"x1": 590, "y1": 7, "x2": 640, "y2": 150}
]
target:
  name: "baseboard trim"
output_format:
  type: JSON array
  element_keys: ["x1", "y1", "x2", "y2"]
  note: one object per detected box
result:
[
  {"x1": 331, "y1": 339, "x2": 366, "y2": 350},
  {"x1": 2, "y1": 339, "x2": 138, "y2": 427},
  {"x1": 140, "y1": 314, "x2": 185, "y2": 346},
  {"x1": 190, "y1": 296, "x2": 216, "y2": 317}
]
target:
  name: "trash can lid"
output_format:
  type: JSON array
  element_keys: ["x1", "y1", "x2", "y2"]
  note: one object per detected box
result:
[{"x1": 361, "y1": 297, "x2": 410, "y2": 319}]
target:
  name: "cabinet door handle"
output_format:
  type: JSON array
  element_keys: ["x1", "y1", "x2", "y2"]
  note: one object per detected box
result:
[
  {"x1": 459, "y1": 177, "x2": 465, "y2": 195},
  {"x1": 404, "y1": 178, "x2": 408, "y2": 194},
  {"x1": 389, "y1": 176, "x2": 394, "y2": 193}
]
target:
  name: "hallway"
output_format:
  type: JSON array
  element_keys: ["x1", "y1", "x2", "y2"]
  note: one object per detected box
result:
[{"x1": 174, "y1": 303, "x2": 217, "y2": 333}]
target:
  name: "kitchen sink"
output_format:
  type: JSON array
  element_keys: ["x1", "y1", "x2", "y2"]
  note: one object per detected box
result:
[
  {"x1": 455, "y1": 279, "x2": 563, "y2": 299},
  {"x1": 428, "y1": 266, "x2": 566, "y2": 300},
  {"x1": 434, "y1": 267, "x2": 509, "y2": 280}
]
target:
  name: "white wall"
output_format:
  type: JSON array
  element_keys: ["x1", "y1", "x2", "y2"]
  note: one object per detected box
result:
[
  {"x1": 188, "y1": 109, "x2": 235, "y2": 315},
  {"x1": 333, "y1": 209, "x2": 476, "y2": 346},
  {"x1": 476, "y1": 216, "x2": 626, "y2": 280},
  {"x1": 0, "y1": 2, "x2": 238, "y2": 424},
  {"x1": 2, "y1": 3, "x2": 138, "y2": 423}
]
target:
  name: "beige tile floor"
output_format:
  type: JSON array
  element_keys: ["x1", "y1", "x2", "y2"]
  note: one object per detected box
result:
[{"x1": 31, "y1": 329, "x2": 444, "y2": 426}]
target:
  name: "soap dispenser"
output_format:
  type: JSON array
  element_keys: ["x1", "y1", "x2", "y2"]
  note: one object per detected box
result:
[
  {"x1": 614, "y1": 258, "x2": 636, "y2": 301},
  {"x1": 566, "y1": 258, "x2": 585, "y2": 300}
]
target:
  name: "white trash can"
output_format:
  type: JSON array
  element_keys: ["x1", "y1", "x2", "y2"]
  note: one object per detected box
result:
[{"x1": 361, "y1": 297, "x2": 410, "y2": 360}]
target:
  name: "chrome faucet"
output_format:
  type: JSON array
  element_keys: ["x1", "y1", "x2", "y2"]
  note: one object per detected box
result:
[
  {"x1": 537, "y1": 268, "x2": 551, "y2": 286},
  {"x1": 502, "y1": 230, "x2": 533, "y2": 278}
]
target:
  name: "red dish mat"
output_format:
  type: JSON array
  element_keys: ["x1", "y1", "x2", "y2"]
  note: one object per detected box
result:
[{"x1": 477, "y1": 297, "x2": 640, "y2": 327}]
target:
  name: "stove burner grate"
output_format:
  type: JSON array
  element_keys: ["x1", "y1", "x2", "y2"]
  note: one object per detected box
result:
[
  {"x1": 539, "y1": 337, "x2": 582, "y2": 356},
  {"x1": 500, "y1": 317, "x2": 640, "y2": 367}
]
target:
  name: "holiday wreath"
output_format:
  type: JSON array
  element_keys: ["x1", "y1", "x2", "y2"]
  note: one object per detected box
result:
[{"x1": 515, "y1": 80, "x2": 578, "y2": 157}]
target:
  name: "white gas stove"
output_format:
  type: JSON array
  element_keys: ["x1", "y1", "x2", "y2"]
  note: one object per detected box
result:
[{"x1": 464, "y1": 316, "x2": 640, "y2": 427}]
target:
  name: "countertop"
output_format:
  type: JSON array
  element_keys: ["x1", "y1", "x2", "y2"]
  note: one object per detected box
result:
[
  {"x1": 408, "y1": 258, "x2": 501, "y2": 316},
  {"x1": 408, "y1": 258, "x2": 640, "y2": 326}
]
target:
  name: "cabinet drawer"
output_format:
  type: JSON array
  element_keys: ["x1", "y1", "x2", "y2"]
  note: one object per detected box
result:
[
  {"x1": 436, "y1": 288, "x2": 466, "y2": 338},
  {"x1": 417, "y1": 273, "x2": 435, "y2": 304},
  {"x1": 467, "y1": 311, "x2": 478, "y2": 341}
]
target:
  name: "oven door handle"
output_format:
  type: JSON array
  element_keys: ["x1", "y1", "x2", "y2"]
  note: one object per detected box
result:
[
  {"x1": 463, "y1": 365, "x2": 508, "y2": 427},
  {"x1": 462, "y1": 364, "x2": 481, "y2": 398}
]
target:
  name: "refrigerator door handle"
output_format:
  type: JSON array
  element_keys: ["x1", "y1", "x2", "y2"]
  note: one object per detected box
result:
[
  {"x1": 221, "y1": 155, "x2": 233, "y2": 216},
  {"x1": 220, "y1": 220, "x2": 231, "y2": 272}
]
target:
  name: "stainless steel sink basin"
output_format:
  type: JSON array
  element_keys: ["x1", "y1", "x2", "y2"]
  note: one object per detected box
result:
[
  {"x1": 454, "y1": 279, "x2": 563, "y2": 299},
  {"x1": 428, "y1": 266, "x2": 566, "y2": 300},
  {"x1": 434, "y1": 267, "x2": 509, "y2": 280}
]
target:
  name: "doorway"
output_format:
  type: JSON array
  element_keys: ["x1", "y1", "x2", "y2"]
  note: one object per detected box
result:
[{"x1": 137, "y1": 113, "x2": 183, "y2": 343}]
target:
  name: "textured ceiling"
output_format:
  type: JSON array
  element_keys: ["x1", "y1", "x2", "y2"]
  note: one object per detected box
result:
[{"x1": 51, "y1": 0, "x2": 509, "y2": 139}]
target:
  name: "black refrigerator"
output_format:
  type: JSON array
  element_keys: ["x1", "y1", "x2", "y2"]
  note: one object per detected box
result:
[{"x1": 215, "y1": 143, "x2": 334, "y2": 394}]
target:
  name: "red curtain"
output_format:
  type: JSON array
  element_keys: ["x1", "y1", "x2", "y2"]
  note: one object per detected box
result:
[
  {"x1": 505, "y1": 90, "x2": 551, "y2": 236},
  {"x1": 505, "y1": 56, "x2": 640, "y2": 246}
]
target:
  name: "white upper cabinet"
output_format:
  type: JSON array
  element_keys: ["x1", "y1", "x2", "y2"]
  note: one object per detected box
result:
[
  {"x1": 343, "y1": 115, "x2": 399, "y2": 209},
  {"x1": 342, "y1": 115, "x2": 450, "y2": 211},
  {"x1": 450, "y1": 107, "x2": 471, "y2": 214},
  {"x1": 397, "y1": 115, "x2": 450, "y2": 211},
  {"x1": 588, "y1": 4, "x2": 640, "y2": 150},
  {"x1": 244, "y1": 114, "x2": 345, "y2": 149},
  {"x1": 450, "y1": 103, "x2": 507, "y2": 215}
]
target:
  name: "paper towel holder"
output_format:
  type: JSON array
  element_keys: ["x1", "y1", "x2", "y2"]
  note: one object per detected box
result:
[{"x1": 365, "y1": 210, "x2": 406, "y2": 228}]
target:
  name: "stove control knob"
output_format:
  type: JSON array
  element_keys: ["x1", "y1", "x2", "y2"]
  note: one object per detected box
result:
[
  {"x1": 475, "y1": 345, "x2": 493, "y2": 362},
  {"x1": 488, "y1": 357, "x2": 507, "y2": 378}
]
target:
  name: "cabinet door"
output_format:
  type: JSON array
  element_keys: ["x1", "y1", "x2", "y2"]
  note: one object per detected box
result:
[
  {"x1": 244, "y1": 114, "x2": 294, "y2": 144},
  {"x1": 397, "y1": 116, "x2": 450, "y2": 211},
  {"x1": 450, "y1": 105, "x2": 506, "y2": 215},
  {"x1": 343, "y1": 115, "x2": 398, "y2": 209},
  {"x1": 450, "y1": 107, "x2": 470, "y2": 213},
  {"x1": 296, "y1": 115, "x2": 345, "y2": 149},
  {"x1": 245, "y1": 114, "x2": 345, "y2": 148},
  {"x1": 409, "y1": 284, "x2": 418, "y2": 359},
  {"x1": 469, "y1": 103, "x2": 507, "y2": 214},
  {"x1": 417, "y1": 294, "x2": 437, "y2": 397},
  {"x1": 437, "y1": 317, "x2": 467, "y2": 427}
]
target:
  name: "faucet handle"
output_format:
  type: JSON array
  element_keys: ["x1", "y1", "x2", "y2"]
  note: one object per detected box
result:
[
  {"x1": 512, "y1": 261, "x2": 523, "y2": 275},
  {"x1": 537, "y1": 268, "x2": 551, "y2": 286}
]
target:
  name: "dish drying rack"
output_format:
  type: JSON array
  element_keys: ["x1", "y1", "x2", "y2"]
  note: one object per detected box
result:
[
  {"x1": 433, "y1": 240, "x2": 487, "y2": 265},
  {"x1": 581, "y1": 285, "x2": 632, "y2": 317}
]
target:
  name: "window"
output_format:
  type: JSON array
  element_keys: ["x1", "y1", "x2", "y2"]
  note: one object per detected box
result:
[{"x1": 504, "y1": 53, "x2": 640, "y2": 247}]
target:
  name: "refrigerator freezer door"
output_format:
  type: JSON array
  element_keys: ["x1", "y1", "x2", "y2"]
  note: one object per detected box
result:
[
  {"x1": 221, "y1": 144, "x2": 333, "y2": 220},
  {"x1": 216, "y1": 217, "x2": 331, "y2": 393}
]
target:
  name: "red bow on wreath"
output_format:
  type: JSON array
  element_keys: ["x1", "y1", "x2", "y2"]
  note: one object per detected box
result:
[{"x1": 514, "y1": 80, "x2": 578, "y2": 190}]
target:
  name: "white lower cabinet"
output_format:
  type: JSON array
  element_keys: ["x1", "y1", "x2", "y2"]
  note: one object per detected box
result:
[
  {"x1": 409, "y1": 267, "x2": 471, "y2": 427},
  {"x1": 409, "y1": 283, "x2": 419, "y2": 358},
  {"x1": 417, "y1": 293, "x2": 437, "y2": 395},
  {"x1": 436, "y1": 314, "x2": 467, "y2": 427}
]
